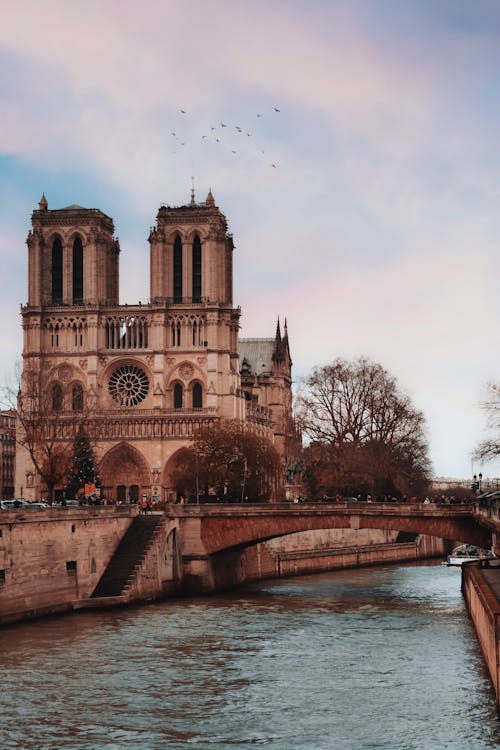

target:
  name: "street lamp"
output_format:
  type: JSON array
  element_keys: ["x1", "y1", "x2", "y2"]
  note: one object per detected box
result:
[{"x1": 473, "y1": 472, "x2": 483, "y2": 494}]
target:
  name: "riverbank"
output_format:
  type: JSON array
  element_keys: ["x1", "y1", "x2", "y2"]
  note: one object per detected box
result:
[{"x1": 462, "y1": 561, "x2": 500, "y2": 712}]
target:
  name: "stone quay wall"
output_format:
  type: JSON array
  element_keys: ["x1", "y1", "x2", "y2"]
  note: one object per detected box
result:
[
  {"x1": 462, "y1": 562, "x2": 500, "y2": 710},
  {"x1": 0, "y1": 506, "x2": 136, "y2": 625}
]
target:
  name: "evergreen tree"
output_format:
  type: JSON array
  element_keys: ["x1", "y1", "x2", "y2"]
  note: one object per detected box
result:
[{"x1": 65, "y1": 430, "x2": 100, "y2": 501}]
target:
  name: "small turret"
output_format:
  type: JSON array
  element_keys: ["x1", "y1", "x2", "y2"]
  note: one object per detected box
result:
[
  {"x1": 206, "y1": 189, "x2": 215, "y2": 207},
  {"x1": 38, "y1": 193, "x2": 48, "y2": 211}
]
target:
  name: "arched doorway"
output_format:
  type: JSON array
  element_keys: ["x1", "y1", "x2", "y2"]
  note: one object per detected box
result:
[
  {"x1": 163, "y1": 449, "x2": 196, "y2": 503},
  {"x1": 100, "y1": 443, "x2": 150, "y2": 504}
]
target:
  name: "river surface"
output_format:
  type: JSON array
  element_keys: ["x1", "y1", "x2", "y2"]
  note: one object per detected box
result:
[{"x1": 1, "y1": 562, "x2": 499, "y2": 750}]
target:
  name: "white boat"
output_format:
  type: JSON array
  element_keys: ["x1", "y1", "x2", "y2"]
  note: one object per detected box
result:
[{"x1": 445, "y1": 544, "x2": 494, "y2": 566}]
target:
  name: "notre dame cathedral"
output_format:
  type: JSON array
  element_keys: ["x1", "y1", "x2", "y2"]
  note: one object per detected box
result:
[{"x1": 16, "y1": 191, "x2": 295, "y2": 502}]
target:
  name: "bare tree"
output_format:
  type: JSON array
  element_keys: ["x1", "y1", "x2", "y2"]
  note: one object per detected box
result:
[
  {"x1": 1, "y1": 363, "x2": 89, "y2": 503},
  {"x1": 296, "y1": 358, "x2": 432, "y2": 498},
  {"x1": 170, "y1": 420, "x2": 281, "y2": 502},
  {"x1": 475, "y1": 381, "x2": 500, "y2": 462}
]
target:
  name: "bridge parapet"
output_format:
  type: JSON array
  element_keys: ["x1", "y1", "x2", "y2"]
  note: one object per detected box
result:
[{"x1": 166, "y1": 502, "x2": 476, "y2": 520}]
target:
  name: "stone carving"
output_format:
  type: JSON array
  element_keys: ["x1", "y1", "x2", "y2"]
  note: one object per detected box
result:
[
  {"x1": 58, "y1": 364, "x2": 73, "y2": 382},
  {"x1": 179, "y1": 363, "x2": 194, "y2": 380}
]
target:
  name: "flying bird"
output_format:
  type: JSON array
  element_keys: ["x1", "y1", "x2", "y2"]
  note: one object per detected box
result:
[
  {"x1": 220, "y1": 122, "x2": 227, "y2": 127},
  {"x1": 273, "y1": 107, "x2": 280, "y2": 112},
  {"x1": 180, "y1": 109, "x2": 187, "y2": 114}
]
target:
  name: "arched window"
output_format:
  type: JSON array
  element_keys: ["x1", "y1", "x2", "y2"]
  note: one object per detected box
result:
[
  {"x1": 173, "y1": 235, "x2": 183, "y2": 303},
  {"x1": 72, "y1": 236, "x2": 83, "y2": 303},
  {"x1": 192, "y1": 382, "x2": 202, "y2": 409},
  {"x1": 52, "y1": 383, "x2": 63, "y2": 412},
  {"x1": 171, "y1": 321, "x2": 176, "y2": 346},
  {"x1": 72, "y1": 383, "x2": 84, "y2": 411},
  {"x1": 176, "y1": 321, "x2": 181, "y2": 346},
  {"x1": 192, "y1": 235, "x2": 202, "y2": 303},
  {"x1": 52, "y1": 238, "x2": 63, "y2": 303},
  {"x1": 174, "y1": 382, "x2": 183, "y2": 409}
]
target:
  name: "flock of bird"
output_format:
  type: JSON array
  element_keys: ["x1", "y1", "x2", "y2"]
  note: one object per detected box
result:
[{"x1": 169, "y1": 107, "x2": 281, "y2": 168}]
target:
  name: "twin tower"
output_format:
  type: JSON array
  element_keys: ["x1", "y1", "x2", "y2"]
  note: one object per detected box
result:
[{"x1": 18, "y1": 191, "x2": 293, "y2": 502}]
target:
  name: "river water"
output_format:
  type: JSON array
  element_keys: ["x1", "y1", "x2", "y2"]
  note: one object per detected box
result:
[{"x1": 1, "y1": 562, "x2": 499, "y2": 750}]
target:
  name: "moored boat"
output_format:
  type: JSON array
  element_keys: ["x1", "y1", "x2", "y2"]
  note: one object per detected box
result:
[{"x1": 445, "y1": 544, "x2": 495, "y2": 566}]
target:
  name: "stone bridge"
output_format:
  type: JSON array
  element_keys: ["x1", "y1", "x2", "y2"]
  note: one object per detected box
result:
[{"x1": 165, "y1": 502, "x2": 494, "y2": 593}]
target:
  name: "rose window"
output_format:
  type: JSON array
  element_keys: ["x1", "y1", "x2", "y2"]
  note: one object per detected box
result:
[{"x1": 108, "y1": 365, "x2": 149, "y2": 407}]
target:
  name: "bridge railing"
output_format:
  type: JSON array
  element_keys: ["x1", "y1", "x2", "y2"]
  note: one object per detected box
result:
[{"x1": 164, "y1": 501, "x2": 475, "y2": 518}]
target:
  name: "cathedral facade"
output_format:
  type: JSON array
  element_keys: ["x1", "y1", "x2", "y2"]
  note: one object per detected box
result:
[{"x1": 16, "y1": 192, "x2": 294, "y2": 502}]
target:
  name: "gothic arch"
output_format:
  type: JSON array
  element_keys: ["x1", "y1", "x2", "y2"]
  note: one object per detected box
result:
[
  {"x1": 47, "y1": 231, "x2": 65, "y2": 248},
  {"x1": 67, "y1": 229, "x2": 89, "y2": 245},
  {"x1": 99, "y1": 442, "x2": 150, "y2": 499},
  {"x1": 185, "y1": 227, "x2": 209, "y2": 242},
  {"x1": 166, "y1": 228, "x2": 187, "y2": 243},
  {"x1": 162, "y1": 449, "x2": 192, "y2": 501}
]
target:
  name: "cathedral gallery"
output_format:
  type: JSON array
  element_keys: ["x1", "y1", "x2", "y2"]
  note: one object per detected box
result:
[{"x1": 16, "y1": 191, "x2": 294, "y2": 503}]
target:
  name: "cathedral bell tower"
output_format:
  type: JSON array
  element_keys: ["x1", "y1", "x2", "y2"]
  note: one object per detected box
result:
[
  {"x1": 26, "y1": 195, "x2": 120, "y2": 309},
  {"x1": 148, "y1": 189, "x2": 233, "y2": 306}
]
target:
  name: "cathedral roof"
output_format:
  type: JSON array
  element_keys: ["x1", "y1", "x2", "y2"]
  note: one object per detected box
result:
[{"x1": 239, "y1": 339, "x2": 275, "y2": 375}]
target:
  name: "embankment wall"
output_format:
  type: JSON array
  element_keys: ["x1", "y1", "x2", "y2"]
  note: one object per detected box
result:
[
  {"x1": 0, "y1": 507, "x2": 136, "y2": 624},
  {"x1": 462, "y1": 563, "x2": 500, "y2": 710},
  {"x1": 209, "y1": 532, "x2": 446, "y2": 591}
]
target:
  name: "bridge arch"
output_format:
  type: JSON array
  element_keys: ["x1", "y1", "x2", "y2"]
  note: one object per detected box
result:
[{"x1": 186, "y1": 505, "x2": 492, "y2": 555}]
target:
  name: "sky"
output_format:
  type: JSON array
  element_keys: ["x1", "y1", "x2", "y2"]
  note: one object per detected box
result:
[{"x1": 1, "y1": 0, "x2": 500, "y2": 480}]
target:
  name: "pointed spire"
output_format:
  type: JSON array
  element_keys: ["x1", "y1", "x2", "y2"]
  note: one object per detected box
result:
[
  {"x1": 206, "y1": 188, "x2": 215, "y2": 206},
  {"x1": 190, "y1": 176, "x2": 196, "y2": 205},
  {"x1": 273, "y1": 316, "x2": 284, "y2": 362},
  {"x1": 275, "y1": 316, "x2": 282, "y2": 343},
  {"x1": 38, "y1": 193, "x2": 48, "y2": 211}
]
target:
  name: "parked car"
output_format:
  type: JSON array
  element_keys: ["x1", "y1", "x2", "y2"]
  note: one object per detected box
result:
[
  {"x1": 0, "y1": 499, "x2": 48, "y2": 509},
  {"x1": 1, "y1": 499, "x2": 25, "y2": 509}
]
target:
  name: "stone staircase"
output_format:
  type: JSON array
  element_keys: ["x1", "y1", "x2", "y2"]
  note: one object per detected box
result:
[{"x1": 91, "y1": 515, "x2": 163, "y2": 598}]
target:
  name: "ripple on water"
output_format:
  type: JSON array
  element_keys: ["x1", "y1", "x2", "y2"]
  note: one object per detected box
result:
[{"x1": 1, "y1": 564, "x2": 500, "y2": 750}]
